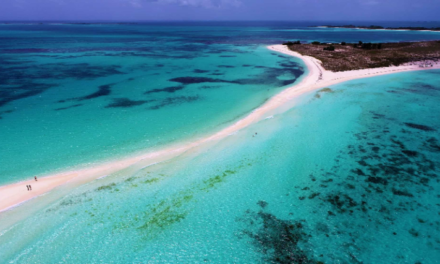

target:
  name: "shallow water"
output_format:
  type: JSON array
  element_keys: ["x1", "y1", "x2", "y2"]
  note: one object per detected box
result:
[
  {"x1": 2, "y1": 69, "x2": 440, "y2": 263},
  {"x1": 0, "y1": 24, "x2": 308, "y2": 184},
  {"x1": 2, "y1": 22, "x2": 440, "y2": 184}
]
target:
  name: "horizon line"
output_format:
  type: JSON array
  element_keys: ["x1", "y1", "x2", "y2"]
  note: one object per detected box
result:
[{"x1": 1, "y1": 19, "x2": 440, "y2": 22}]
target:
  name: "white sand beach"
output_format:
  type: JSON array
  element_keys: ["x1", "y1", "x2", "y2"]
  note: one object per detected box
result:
[{"x1": 1, "y1": 44, "x2": 440, "y2": 213}]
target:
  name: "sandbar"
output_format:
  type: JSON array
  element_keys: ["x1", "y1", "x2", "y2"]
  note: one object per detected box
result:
[{"x1": 1, "y1": 44, "x2": 440, "y2": 213}]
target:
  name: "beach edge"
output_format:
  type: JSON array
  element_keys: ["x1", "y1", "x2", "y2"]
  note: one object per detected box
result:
[{"x1": 1, "y1": 44, "x2": 440, "y2": 213}]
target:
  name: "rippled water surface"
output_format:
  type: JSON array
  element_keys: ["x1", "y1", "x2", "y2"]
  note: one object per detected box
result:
[
  {"x1": 2, "y1": 69, "x2": 440, "y2": 263},
  {"x1": 1, "y1": 22, "x2": 440, "y2": 263},
  {"x1": 2, "y1": 21, "x2": 440, "y2": 184}
]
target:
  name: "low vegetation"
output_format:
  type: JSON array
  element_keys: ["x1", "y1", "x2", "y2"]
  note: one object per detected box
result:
[
  {"x1": 323, "y1": 45, "x2": 335, "y2": 51},
  {"x1": 284, "y1": 40, "x2": 440, "y2": 71},
  {"x1": 283, "y1": 40, "x2": 301, "y2": 45}
]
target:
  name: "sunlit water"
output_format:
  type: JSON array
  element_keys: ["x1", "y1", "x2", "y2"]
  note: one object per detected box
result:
[
  {"x1": 1, "y1": 22, "x2": 440, "y2": 263},
  {"x1": 2, "y1": 22, "x2": 440, "y2": 184}
]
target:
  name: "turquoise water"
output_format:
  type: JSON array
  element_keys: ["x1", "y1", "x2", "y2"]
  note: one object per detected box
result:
[
  {"x1": 0, "y1": 24, "x2": 308, "y2": 184},
  {"x1": 2, "y1": 22, "x2": 440, "y2": 184},
  {"x1": 1, "y1": 22, "x2": 440, "y2": 263},
  {"x1": 1, "y1": 69, "x2": 440, "y2": 263}
]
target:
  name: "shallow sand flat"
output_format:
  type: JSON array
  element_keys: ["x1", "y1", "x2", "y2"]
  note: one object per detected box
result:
[{"x1": 1, "y1": 44, "x2": 440, "y2": 213}]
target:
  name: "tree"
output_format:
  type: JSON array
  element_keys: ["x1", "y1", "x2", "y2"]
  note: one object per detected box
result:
[
  {"x1": 361, "y1": 43, "x2": 372, "y2": 49},
  {"x1": 341, "y1": 42, "x2": 346, "y2": 45},
  {"x1": 283, "y1": 40, "x2": 301, "y2": 45},
  {"x1": 323, "y1": 45, "x2": 335, "y2": 51},
  {"x1": 312, "y1": 41, "x2": 321, "y2": 45}
]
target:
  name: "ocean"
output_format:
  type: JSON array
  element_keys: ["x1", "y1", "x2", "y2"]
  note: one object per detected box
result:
[{"x1": 1, "y1": 22, "x2": 440, "y2": 263}]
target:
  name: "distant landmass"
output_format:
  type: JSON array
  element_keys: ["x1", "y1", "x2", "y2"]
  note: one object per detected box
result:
[{"x1": 313, "y1": 25, "x2": 440, "y2": 32}]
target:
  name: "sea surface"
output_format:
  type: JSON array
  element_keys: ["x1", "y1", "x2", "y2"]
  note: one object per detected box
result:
[
  {"x1": 2, "y1": 21, "x2": 440, "y2": 184},
  {"x1": 1, "y1": 22, "x2": 440, "y2": 263}
]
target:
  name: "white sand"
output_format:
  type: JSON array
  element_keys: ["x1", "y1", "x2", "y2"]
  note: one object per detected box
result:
[{"x1": 1, "y1": 44, "x2": 440, "y2": 213}]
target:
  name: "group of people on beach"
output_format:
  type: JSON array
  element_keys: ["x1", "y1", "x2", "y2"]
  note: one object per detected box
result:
[{"x1": 26, "y1": 176, "x2": 37, "y2": 191}]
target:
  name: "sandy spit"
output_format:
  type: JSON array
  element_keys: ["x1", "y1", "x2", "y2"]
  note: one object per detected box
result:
[{"x1": 1, "y1": 44, "x2": 440, "y2": 213}]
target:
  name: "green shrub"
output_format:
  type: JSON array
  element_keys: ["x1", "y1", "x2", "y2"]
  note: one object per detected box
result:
[
  {"x1": 323, "y1": 45, "x2": 335, "y2": 51},
  {"x1": 283, "y1": 40, "x2": 301, "y2": 45}
]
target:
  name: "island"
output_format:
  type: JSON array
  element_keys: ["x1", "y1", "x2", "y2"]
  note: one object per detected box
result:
[
  {"x1": 283, "y1": 40, "x2": 440, "y2": 72},
  {"x1": 313, "y1": 25, "x2": 440, "y2": 31}
]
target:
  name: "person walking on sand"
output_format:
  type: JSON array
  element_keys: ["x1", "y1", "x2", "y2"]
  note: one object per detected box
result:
[
  {"x1": 34, "y1": 176, "x2": 37, "y2": 181},
  {"x1": 26, "y1": 185, "x2": 29, "y2": 191},
  {"x1": 29, "y1": 185, "x2": 32, "y2": 191}
]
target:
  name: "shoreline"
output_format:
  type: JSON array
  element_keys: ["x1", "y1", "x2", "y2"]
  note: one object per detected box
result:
[{"x1": 2, "y1": 44, "x2": 440, "y2": 213}]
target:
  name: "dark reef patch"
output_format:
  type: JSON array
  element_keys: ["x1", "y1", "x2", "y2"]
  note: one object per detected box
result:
[
  {"x1": 59, "y1": 83, "x2": 114, "y2": 103},
  {"x1": 218, "y1": 65, "x2": 235, "y2": 68},
  {"x1": 238, "y1": 203, "x2": 322, "y2": 264},
  {"x1": 314, "y1": 88, "x2": 334, "y2": 99},
  {"x1": 220, "y1": 55, "x2": 236, "y2": 58},
  {"x1": 413, "y1": 83, "x2": 440, "y2": 91},
  {"x1": 1, "y1": 48, "x2": 53, "y2": 54},
  {"x1": 0, "y1": 109, "x2": 14, "y2": 115},
  {"x1": 236, "y1": 64, "x2": 302, "y2": 87},
  {"x1": 78, "y1": 84, "x2": 113, "y2": 100},
  {"x1": 149, "y1": 96, "x2": 200, "y2": 110},
  {"x1": 257, "y1": 200, "x2": 268, "y2": 208},
  {"x1": 0, "y1": 82, "x2": 56, "y2": 107},
  {"x1": 392, "y1": 188, "x2": 414, "y2": 197},
  {"x1": 198, "y1": 85, "x2": 222, "y2": 90},
  {"x1": 0, "y1": 56, "x2": 34, "y2": 66},
  {"x1": 106, "y1": 98, "x2": 153, "y2": 108},
  {"x1": 54, "y1": 104, "x2": 83, "y2": 111},
  {"x1": 95, "y1": 183, "x2": 116, "y2": 192},
  {"x1": 169, "y1": 62, "x2": 303, "y2": 88},
  {"x1": 402, "y1": 150, "x2": 418, "y2": 157},
  {"x1": 193, "y1": 69, "x2": 209, "y2": 73},
  {"x1": 424, "y1": 137, "x2": 440, "y2": 152},
  {"x1": 0, "y1": 109, "x2": 14, "y2": 119},
  {"x1": 169, "y1": 77, "x2": 236, "y2": 85},
  {"x1": 145, "y1": 86, "x2": 185, "y2": 94},
  {"x1": 308, "y1": 192, "x2": 320, "y2": 199},
  {"x1": 37, "y1": 63, "x2": 123, "y2": 80},
  {"x1": 288, "y1": 90, "x2": 440, "y2": 261},
  {"x1": 324, "y1": 193, "x2": 357, "y2": 213},
  {"x1": 404, "y1": 122, "x2": 436, "y2": 132},
  {"x1": 0, "y1": 60, "x2": 124, "y2": 107},
  {"x1": 367, "y1": 176, "x2": 388, "y2": 185}
]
